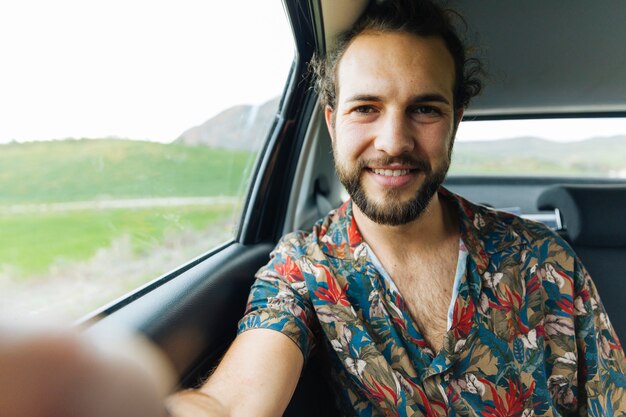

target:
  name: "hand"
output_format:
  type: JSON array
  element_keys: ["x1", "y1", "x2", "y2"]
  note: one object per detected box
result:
[{"x1": 0, "y1": 326, "x2": 174, "y2": 417}]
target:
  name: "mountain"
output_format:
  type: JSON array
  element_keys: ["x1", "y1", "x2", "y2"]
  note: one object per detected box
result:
[
  {"x1": 176, "y1": 97, "x2": 280, "y2": 151},
  {"x1": 451, "y1": 135, "x2": 626, "y2": 176}
]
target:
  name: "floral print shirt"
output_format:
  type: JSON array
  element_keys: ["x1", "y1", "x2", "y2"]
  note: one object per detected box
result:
[{"x1": 238, "y1": 188, "x2": 626, "y2": 416}]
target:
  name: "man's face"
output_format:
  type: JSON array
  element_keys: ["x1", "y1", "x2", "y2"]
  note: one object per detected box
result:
[{"x1": 325, "y1": 31, "x2": 462, "y2": 226}]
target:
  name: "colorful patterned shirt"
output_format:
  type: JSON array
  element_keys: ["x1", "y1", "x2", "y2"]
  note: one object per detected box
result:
[{"x1": 238, "y1": 188, "x2": 626, "y2": 416}]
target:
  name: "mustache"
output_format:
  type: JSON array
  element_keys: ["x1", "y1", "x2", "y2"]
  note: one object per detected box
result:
[{"x1": 359, "y1": 156, "x2": 432, "y2": 173}]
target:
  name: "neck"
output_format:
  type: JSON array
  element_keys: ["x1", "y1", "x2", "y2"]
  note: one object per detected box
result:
[{"x1": 352, "y1": 191, "x2": 459, "y2": 257}]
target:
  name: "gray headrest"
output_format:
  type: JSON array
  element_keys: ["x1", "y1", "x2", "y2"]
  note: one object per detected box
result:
[{"x1": 537, "y1": 185, "x2": 626, "y2": 247}]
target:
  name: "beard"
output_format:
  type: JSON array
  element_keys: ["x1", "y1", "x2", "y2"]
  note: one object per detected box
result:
[{"x1": 335, "y1": 154, "x2": 450, "y2": 226}]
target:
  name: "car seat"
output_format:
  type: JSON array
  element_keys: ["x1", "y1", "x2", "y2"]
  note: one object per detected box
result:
[{"x1": 538, "y1": 184, "x2": 626, "y2": 343}]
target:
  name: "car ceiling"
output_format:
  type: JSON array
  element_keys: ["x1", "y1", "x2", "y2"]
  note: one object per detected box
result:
[{"x1": 318, "y1": 0, "x2": 626, "y2": 118}]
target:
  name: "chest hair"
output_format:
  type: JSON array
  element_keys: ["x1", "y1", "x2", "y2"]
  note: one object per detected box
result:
[{"x1": 384, "y1": 240, "x2": 459, "y2": 353}]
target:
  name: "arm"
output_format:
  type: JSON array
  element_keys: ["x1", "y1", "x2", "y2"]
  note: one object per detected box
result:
[
  {"x1": 0, "y1": 326, "x2": 303, "y2": 417},
  {"x1": 541, "y1": 247, "x2": 626, "y2": 415},
  {"x1": 167, "y1": 235, "x2": 316, "y2": 417},
  {"x1": 166, "y1": 328, "x2": 304, "y2": 417},
  {"x1": 571, "y1": 260, "x2": 626, "y2": 415}
]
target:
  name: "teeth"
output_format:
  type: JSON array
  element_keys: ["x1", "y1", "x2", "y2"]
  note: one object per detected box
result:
[{"x1": 372, "y1": 168, "x2": 410, "y2": 177}]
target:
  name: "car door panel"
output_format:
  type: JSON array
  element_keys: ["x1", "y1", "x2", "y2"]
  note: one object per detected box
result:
[{"x1": 86, "y1": 242, "x2": 274, "y2": 384}]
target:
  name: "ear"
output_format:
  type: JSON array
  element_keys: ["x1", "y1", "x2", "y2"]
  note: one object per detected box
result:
[
  {"x1": 324, "y1": 105, "x2": 336, "y2": 142},
  {"x1": 454, "y1": 108, "x2": 464, "y2": 129}
]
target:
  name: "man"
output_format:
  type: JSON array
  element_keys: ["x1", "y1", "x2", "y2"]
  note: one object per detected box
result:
[
  {"x1": 1, "y1": 1, "x2": 623, "y2": 416},
  {"x1": 166, "y1": 0, "x2": 626, "y2": 416}
]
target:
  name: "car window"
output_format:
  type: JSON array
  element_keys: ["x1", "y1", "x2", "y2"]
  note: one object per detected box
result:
[
  {"x1": 0, "y1": 0, "x2": 294, "y2": 321},
  {"x1": 451, "y1": 118, "x2": 626, "y2": 178}
]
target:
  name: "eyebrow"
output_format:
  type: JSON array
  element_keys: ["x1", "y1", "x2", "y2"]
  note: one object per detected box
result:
[{"x1": 345, "y1": 93, "x2": 450, "y2": 105}]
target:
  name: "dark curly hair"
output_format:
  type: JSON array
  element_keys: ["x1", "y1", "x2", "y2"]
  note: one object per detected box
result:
[{"x1": 311, "y1": 0, "x2": 483, "y2": 112}]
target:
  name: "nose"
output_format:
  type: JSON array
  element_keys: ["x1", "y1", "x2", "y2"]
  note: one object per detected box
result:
[{"x1": 373, "y1": 110, "x2": 415, "y2": 156}]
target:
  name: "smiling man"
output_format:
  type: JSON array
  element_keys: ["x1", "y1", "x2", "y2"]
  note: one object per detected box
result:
[{"x1": 166, "y1": 1, "x2": 626, "y2": 416}]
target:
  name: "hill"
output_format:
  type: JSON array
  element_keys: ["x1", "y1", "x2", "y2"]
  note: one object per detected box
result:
[
  {"x1": 0, "y1": 139, "x2": 254, "y2": 205},
  {"x1": 176, "y1": 97, "x2": 280, "y2": 151}
]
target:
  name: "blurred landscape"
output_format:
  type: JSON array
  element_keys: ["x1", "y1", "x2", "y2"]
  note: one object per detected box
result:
[
  {"x1": 0, "y1": 98, "x2": 276, "y2": 320},
  {"x1": 451, "y1": 135, "x2": 626, "y2": 177},
  {"x1": 0, "y1": 139, "x2": 255, "y2": 320}
]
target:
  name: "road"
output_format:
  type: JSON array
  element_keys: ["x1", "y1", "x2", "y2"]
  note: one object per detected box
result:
[{"x1": 0, "y1": 196, "x2": 239, "y2": 214}]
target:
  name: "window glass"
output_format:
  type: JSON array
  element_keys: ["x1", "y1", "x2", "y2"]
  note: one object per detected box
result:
[
  {"x1": 451, "y1": 118, "x2": 626, "y2": 178},
  {"x1": 0, "y1": 0, "x2": 294, "y2": 321}
]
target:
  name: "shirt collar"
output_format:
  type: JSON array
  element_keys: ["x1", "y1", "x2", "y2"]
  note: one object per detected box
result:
[
  {"x1": 439, "y1": 187, "x2": 524, "y2": 275},
  {"x1": 316, "y1": 200, "x2": 367, "y2": 265}
]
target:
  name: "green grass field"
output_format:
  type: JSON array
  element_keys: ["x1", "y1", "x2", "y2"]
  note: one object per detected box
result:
[
  {"x1": 0, "y1": 139, "x2": 254, "y2": 204},
  {"x1": 0, "y1": 204, "x2": 236, "y2": 278},
  {"x1": 0, "y1": 139, "x2": 253, "y2": 280}
]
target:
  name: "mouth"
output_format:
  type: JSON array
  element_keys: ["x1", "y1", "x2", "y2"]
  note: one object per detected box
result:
[
  {"x1": 370, "y1": 168, "x2": 413, "y2": 177},
  {"x1": 364, "y1": 166, "x2": 419, "y2": 189}
]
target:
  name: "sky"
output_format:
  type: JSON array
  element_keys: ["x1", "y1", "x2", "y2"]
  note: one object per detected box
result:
[
  {"x1": 0, "y1": 0, "x2": 294, "y2": 143},
  {"x1": 0, "y1": 1, "x2": 624, "y2": 145}
]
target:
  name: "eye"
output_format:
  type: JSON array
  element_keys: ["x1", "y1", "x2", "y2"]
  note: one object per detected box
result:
[
  {"x1": 353, "y1": 105, "x2": 377, "y2": 114},
  {"x1": 409, "y1": 105, "x2": 442, "y2": 116}
]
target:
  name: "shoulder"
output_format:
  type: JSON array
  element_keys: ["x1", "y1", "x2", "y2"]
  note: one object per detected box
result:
[
  {"x1": 449, "y1": 189, "x2": 582, "y2": 289},
  {"x1": 273, "y1": 202, "x2": 351, "y2": 260},
  {"x1": 271, "y1": 204, "x2": 350, "y2": 261},
  {"x1": 454, "y1": 189, "x2": 573, "y2": 255}
]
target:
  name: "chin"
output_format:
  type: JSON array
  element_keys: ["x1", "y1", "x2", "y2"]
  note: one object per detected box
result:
[
  {"x1": 353, "y1": 191, "x2": 427, "y2": 226},
  {"x1": 352, "y1": 177, "x2": 444, "y2": 226}
]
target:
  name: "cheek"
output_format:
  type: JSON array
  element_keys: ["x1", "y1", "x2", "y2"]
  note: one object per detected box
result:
[
  {"x1": 420, "y1": 124, "x2": 454, "y2": 156},
  {"x1": 334, "y1": 123, "x2": 373, "y2": 159}
]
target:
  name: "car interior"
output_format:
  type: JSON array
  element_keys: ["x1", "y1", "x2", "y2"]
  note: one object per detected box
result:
[{"x1": 85, "y1": 1, "x2": 626, "y2": 415}]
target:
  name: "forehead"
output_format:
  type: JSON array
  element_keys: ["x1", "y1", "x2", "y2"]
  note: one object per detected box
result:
[{"x1": 335, "y1": 31, "x2": 456, "y2": 102}]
